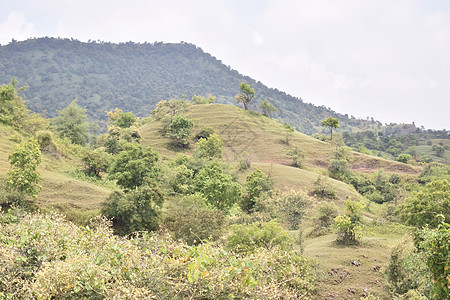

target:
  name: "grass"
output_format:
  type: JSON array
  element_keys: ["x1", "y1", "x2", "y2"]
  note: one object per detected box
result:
[
  {"x1": 304, "y1": 225, "x2": 412, "y2": 299},
  {"x1": 0, "y1": 125, "x2": 111, "y2": 223}
]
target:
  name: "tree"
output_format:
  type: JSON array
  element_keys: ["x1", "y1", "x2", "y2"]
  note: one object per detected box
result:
[
  {"x1": 151, "y1": 99, "x2": 190, "y2": 129},
  {"x1": 397, "y1": 179, "x2": 450, "y2": 227},
  {"x1": 283, "y1": 123, "x2": 294, "y2": 145},
  {"x1": 235, "y1": 82, "x2": 255, "y2": 110},
  {"x1": 81, "y1": 149, "x2": 110, "y2": 178},
  {"x1": 192, "y1": 133, "x2": 223, "y2": 160},
  {"x1": 101, "y1": 182, "x2": 165, "y2": 234},
  {"x1": 193, "y1": 162, "x2": 242, "y2": 211},
  {"x1": 259, "y1": 100, "x2": 277, "y2": 117},
  {"x1": 53, "y1": 99, "x2": 89, "y2": 145},
  {"x1": 191, "y1": 95, "x2": 215, "y2": 104},
  {"x1": 108, "y1": 143, "x2": 160, "y2": 190},
  {"x1": 0, "y1": 80, "x2": 28, "y2": 130},
  {"x1": 169, "y1": 116, "x2": 193, "y2": 147},
  {"x1": 240, "y1": 169, "x2": 272, "y2": 213},
  {"x1": 321, "y1": 117, "x2": 339, "y2": 141},
  {"x1": 333, "y1": 200, "x2": 364, "y2": 245},
  {"x1": 7, "y1": 139, "x2": 42, "y2": 200}
]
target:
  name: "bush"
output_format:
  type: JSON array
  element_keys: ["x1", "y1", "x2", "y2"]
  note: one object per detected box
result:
[
  {"x1": 333, "y1": 200, "x2": 364, "y2": 245},
  {"x1": 397, "y1": 153, "x2": 412, "y2": 163},
  {"x1": 287, "y1": 146, "x2": 305, "y2": 168},
  {"x1": 163, "y1": 194, "x2": 225, "y2": 245},
  {"x1": 312, "y1": 176, "x2": 337, "y2": 199},
  {"x1": 227, "y1": 220, "x2": 295, "y2": 253},
  {"x1": 240, "y1": 169, "x2": 272, "y2": 213},
  {"x1": 193, "y1": 133, "x2": 223, "y2": 160},
  {"x1": 101, "y1": 183, "x2": 165, "y2": 234},
  {"x1": 195, "y1": 127, "x2": 215, "y2": 140},
  {"x1": 0, "y1": 211, "x2": 316, "y2": 299},
  {"x1": 271, "y1": 190, "x2": 311, "y2": 230},
  {"x1": 313, "y1": 202, "x2": 339, "y2": 231}
]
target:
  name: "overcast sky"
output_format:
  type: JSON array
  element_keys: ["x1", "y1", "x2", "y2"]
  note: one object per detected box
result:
[{"x1": 1, "y1": 0, "x2": 449, "y2": 130}]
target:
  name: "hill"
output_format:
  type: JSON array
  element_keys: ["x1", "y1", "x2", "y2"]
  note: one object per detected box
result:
[{"x1": 0, "y1": 37, "x2": 379, "y2": 135}]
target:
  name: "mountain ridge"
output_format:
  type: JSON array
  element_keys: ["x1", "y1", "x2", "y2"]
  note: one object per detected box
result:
[{"x1": 1, "y1": 37, "x2": 377, "y2": 134}]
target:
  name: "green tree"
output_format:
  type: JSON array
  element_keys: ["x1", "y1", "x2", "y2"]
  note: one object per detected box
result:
[
  {"x1": 283, "y1": 123, "x2": 295, "y2": 145},
  {"x1": 333, "y1": 200, "x2": 364, "y2": 245},
  {"x1": 53, "y1": 99, "x2": 89, "y2": 145},
  {"x1": 240, "y1": 169, "x2": 272, "y2": 213},
  {"x1": 192, "y1": 133, "x2": 223, "y2": 160},
  {"x1": 81, "y1": 149, "x2": 110, "y2": 178},
  {"x1": 101, "y1": 182, "x2": 165, "y2": 234},
  {"x1": 115, "y1": 111, "x2": 137, "y2": 128},
  {"x1": 108, "y1": 143, "x2": 160, "y2": 190},
  {"x1": 415, "y1": 222, "x2": 450, "y2": 298},
  {"x1": 0, "y1": 80, "x2": 28, "y2": 130},
  {"x1": 397, "y1": 179, "x2": 450, "y2": 227},
  {"x1": 7, "y1": 139, "x2": 42, "y2": 200},
  {"x1": 235, "y1": 82, "x2": 255, "y2": 110},
  {"x1": 191, "y1": 95, "x2": 215, "y2": 104},
  {"x1": 151, "y1": 99, "x2": 190, "y2": 129},
  {"x1": 259, "y1": 100, "x2": 277, "y2": 117},
  {"x1": 273, "y1": 190, "x2": 311, "y2": 230},
  {"x1": 170, "y1": 116, "x2": 193, "y2": 147},
  {"x1": 397, "y1": 153, "x2": 412, "y2": 164},
  {"x1": 321, "y1": 117, "x2": 339, "y2": 141},
  {"x1": 193, "y1": 162, "x2": 241, "y2": 211},
  {"x1": 287, "y1": 146, "x2": 305, "y2": 168}
]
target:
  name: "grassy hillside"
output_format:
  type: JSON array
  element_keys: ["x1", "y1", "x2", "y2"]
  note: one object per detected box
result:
[
  {"x1": 0, "y1": 125, "x2": 111, "y2": 223},
  {"x1": 142, "y1": 104, "x2": 420, "y2": 175}
]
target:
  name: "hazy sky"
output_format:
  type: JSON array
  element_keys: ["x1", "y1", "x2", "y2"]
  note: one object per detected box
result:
[{"x1": 1, "y1": 0, "x2": 449, "y2": 130}]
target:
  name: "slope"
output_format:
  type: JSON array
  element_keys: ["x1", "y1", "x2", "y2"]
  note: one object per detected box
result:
[{"x1": 0, "y1": 124, "x2": 111, "y2": 223}]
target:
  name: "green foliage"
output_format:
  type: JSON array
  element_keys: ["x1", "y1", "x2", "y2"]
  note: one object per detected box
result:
[
  {"x1": 259, "y1": 100, "x2": 277, "y2": 117},
  {"x1": 53, "y1": 99, "x2": 90, "y2": 146},
  {"x1": 415, "y1": 223, "x2": 450, "y2": 298},
  {"x1": 193, "y1": 162, "x2": 241, "y2": 211},
  {"x1": 151, "y1": 99, "x2": 190, "y2": 130},
  {"x1": 312, "y1": 202, "x2": 339, "y2": 234},
  {"x1": 240, "y1": 169, "x2": 272, "y2": 213},
  {"x1": 386, "y1": 236, "x2": 431, "y2": 297},
  {"x1": 115, "y1": 111, "x2": 137, "y2": 128},
  {"x1": 35, "y1": 130, "x2": 54, "y2": 150},
  {"x1": 169, "y1": 116, "x2": 193, "y2": 147},
  {"x1": 329, "y1": 145, "x2": 352, "y2": 179},
  {"x1": 397, "y1": 179, "x2": 450, "y2": 227},
  {"x1": 432, "y1": 144, "x2": 445, "y2": 157},
  {"x1": 6, "y1": 139, "x2": 42, "y2": 201},
  {"x1": 193, "y1": 133, "x2": 223, "y2": 160},
  {"x1": 0, "y1": 80, "x2": 28, "y2": 130},
  {"x1": 397, "y1": 153, "x2": 412, "y2": 163},
  {"x1": 235, "y1": 82, "x2": 255, "y2": 110},
  {"x1": 272, "y1": 190, "x2": 311, "y2": 230},
  {"x1": 312, "y1": 175, "x2": 337, "y2": 199},
  {"x1": 418, "y1": 162, "x2": 450, "y2": 184},
  {"x1": 108, "y1": 143, "x2": 160, "y2": 190},
  {"x1": 321, "y1": 116, "x2": 339, "y2": 141},
  {"x1": 167, "y1": 164, "x2": 195, "y2": 195},
  {"x1": 287, "y1": 146, "x2": 305, "y2": 168},
  {"x1": 191, "y1": 94, "x2": 215, "y2": 104},
  {"x1": 163, "y1": 194, "x2": 225, "y2": 245},
  {"x1": 101, "y1": 183, "x2": 164, "y2": 234},
  {"x1": 195, "y1": 126, "x2": 215, "y2": 140},
  {"x1": 227, "y1": 221, "x2": 295, "y2": 253},
  {"x1": 283, "y1": 123, "x2": 294, "y2": 145},
  {"x1": 333, "y1": 200, "x2": 364, "y2": 245},
  {"x1": 81, "y1": 148, "x2": 110, "y2": 178},
  {"x1": 0, "y1": 211, "x2": 315, "y2": 299}
]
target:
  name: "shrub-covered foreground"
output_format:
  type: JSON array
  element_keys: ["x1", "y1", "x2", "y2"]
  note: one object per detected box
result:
[{"x1": 0, "y1": 211, "x2": 316, "y2": 299}]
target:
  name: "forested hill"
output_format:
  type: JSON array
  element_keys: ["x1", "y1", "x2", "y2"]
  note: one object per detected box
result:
[{"x1": 1, "y1": 37, "x2": 372, "y2": 134}]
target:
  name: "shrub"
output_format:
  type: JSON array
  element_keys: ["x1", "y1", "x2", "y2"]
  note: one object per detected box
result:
[
  {"x1": 227, "y1": 221, "x2": 295, "y2": 253},
  {"x1": 333, "y1": 200, "x2": 364, "y2": 245},
  {"x1": 163, "y1": 194, "x2": 225, "y2": 245},
  {"x1": 195, "y1": 127, "x2": 215, "y2": 140},
  {"x1": 81, "y1": 148, "x2": 110, "y2": 178},
  {"x1": 397, "y1": 153, "x2": 412, "y2": 163},
  {"x1": 287, "y1": 146, "x2": 305, "y2": 168},
  {"x1": 312, "y1": 176, "x2": 337, "y2": 199},
  {"x1": 272, "y1": 190, "x2": 311, "y2": 230},
  {"x1": 313, "y1": 202, "x2": 339, "y2": 230},
  {"x1": 193, "y1": 133, "x2": 223, "y2": 160},
  {"x1": 240, "y1": 169, "x2": 272, "y2": 213},
  {"x1": 0, "y1": 211, "x2": 316, "y2": 299},
  {"x1": 101, "y1": 183, "x2": 165, "y2": 234}
]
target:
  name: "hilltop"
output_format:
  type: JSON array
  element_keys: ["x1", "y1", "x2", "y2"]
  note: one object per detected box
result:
[{"x1": 0, "y1": 37, "x2": 379, "y2": 134}]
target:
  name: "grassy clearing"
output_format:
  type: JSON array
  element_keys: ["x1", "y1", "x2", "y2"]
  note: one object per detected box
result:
[{"x1": 304, "y1": 224, "x2": 412, "y2": 299}]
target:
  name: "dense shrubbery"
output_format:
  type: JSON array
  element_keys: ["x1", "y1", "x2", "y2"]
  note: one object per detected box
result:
[{"x1": 0, "y1": 211, "x2": 316, "y2": 299}]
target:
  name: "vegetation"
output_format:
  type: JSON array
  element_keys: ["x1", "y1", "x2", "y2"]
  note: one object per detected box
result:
[
  {"x1": 0, "y1": 72, "x2": 448, "y2": 299},
  {"x1": 321, "y1": 116, "x2": 339, "y2": 141},
  {"x1": 235, "y1": 82, "x2": 255, "y2": 110},
  {"x1": 53, "y1": 100, "x2": 90, "y2": 146}
]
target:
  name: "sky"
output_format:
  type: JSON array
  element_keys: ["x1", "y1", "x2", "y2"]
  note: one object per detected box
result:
[{"x1": 1, "y1": 0, "x2": 449, "y2": 130}]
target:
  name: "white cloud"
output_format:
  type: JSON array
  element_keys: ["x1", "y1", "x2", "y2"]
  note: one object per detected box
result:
[{"x1": 0, "y1": 11, "x2": 36, "y2": 44}]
